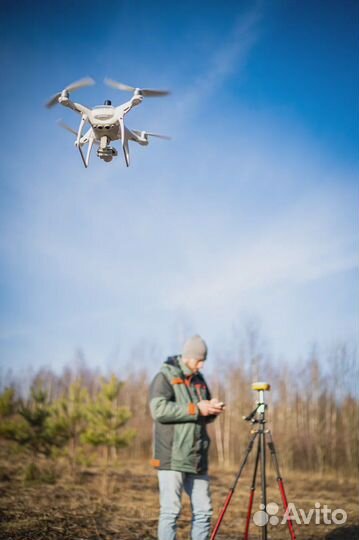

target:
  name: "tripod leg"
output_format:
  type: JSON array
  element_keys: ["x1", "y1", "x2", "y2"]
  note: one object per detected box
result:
[
  {"x1": 260, "y1": 425, "x2": 267, "y2": 540},
  {"x1": 267, "y1": 431, "x2": 296, "y2": 540},
  {"x1": 210, "y1": 431, "x2": 258, "y2": 540},
  {"x1": 244, "y1": 436, "x2": 261, "y2": 540}
]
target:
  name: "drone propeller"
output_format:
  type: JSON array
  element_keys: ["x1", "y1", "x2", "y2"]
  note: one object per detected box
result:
[
  {"x1": 132, "y1": 129, "x2": 171, "y2": 140},
  {"x1": 46, "y1": 77, "x2": 95, "y2": 109},
  {"x1": 57, "y1": 120, "x2": 77, "y2": 136},
  {"x1": 104, "y1": 78, "x2": 170, "y2": 97},
  {"x1": 146, "y1": 132, "x2": 171, "y2": 140}
]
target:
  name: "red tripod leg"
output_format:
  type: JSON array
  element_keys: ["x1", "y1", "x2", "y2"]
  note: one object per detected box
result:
[
  {"x1": 210, "y1": 489, "x2": 235, "y2": 540},
  {"x1": 267, "y1": 432, "x2": 296, "y2": 540},
  {"x1": 244, "y1": 438, "x2": 261, "y2": 540},
  {"x1": 277, "y1": 478, "x2": 296, "y2": 540},
  {"x1": 210, "y1": 431, "x2": 258, "y2": 540},
  {"x1": 244, "y1": 490, "x2": 255, "y2": 540}
]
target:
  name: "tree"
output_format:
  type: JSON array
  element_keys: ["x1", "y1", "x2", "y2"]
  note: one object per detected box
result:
[
  {"x1": 82, "y1": 375, "x2": 136, "y2": 467},
  {"x1": 0, "y1": 387, "x2": 17, "y2": 418},
  {"x1": 48, "y1": 380, "x2": 89, "y2": 475},
  {"x1": 0, "y1": 383, "x2": 68, "y2": 459}
]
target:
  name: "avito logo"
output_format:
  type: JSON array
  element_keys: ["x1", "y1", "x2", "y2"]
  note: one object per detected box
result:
[{"x1": 253, "y1": 502, "x2": 347, "y2": 526}]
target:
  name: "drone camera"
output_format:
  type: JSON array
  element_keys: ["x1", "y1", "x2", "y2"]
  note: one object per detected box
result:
[{"x1": 97, "y1": 145, "x2": 118, "y2": 163}]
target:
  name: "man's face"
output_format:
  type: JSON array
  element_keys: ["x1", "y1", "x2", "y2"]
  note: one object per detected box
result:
[{"x1": 185, "y1": 358, "x2": 205, "y2": 374}]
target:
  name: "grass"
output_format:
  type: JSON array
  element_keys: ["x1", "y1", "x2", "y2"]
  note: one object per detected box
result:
[{"x1": 0, "y1": 455, "x2": 358, "y2": 540}]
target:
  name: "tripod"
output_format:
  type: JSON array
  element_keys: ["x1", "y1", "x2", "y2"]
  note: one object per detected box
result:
[{"x1": 210, "y1": 382, "x2": 296, "y2": 540}]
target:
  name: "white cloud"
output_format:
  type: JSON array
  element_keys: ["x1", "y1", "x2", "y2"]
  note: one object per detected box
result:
[{"x1": 172, "y1": 5, "x2": 262, "y2": 123}]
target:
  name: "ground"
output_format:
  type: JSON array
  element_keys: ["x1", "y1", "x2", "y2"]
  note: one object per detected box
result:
[{"x1": 0, "y1": 460, "x2": 358, "y2": 540}]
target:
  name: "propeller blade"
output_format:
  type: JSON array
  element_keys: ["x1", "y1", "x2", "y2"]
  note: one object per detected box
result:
[
  {"x1": 46, "y1": 93, "x2": 61, "y2": 109},
  {"x1": 132, "y1": 129, "x2": 171, "y2": 140},
  {"x1": 57, "y1": 120, "x2": 77, "y2": 136},
  {"x1": 146, "y1": 132, "x2": 171, "y2": 140},
  {"x1": 104, "y1": 78, "x2": 135, "y2": 92},
  {"x1": 104, "y1": 78, "x2": 170, "y2": 97},
  {"x1": 46, "y1": 77, "x2": 95, "y2": 108},
  {"x1": 141, "y1": 89, "x2": 170, "y2": 97},
  {"x1": 65, "y1": 77, "x2": 95, "y2": 93}
]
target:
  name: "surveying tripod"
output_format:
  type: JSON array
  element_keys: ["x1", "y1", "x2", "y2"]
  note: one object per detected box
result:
[{"x1": 210, "y1": 382, "x2": 296, "y2": 540}]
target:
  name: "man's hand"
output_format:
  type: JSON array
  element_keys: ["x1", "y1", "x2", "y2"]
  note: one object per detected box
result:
[{"x1": 197, "y1": 399, "x2": 225, "y2": 416}]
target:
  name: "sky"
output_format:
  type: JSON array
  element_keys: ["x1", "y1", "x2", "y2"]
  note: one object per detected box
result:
[{"x1": 0, "y1": 0, "x2": 357, "y2": 376}]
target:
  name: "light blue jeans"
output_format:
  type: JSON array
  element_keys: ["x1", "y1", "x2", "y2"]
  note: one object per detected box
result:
[{"x1": 157, "y1": 470, "x2": 212, "y2": 540}]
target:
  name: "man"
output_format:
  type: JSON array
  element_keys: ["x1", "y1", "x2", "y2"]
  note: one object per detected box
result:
[{"x1": 149, "y1": 335, "x2": 224, "y2": 540}]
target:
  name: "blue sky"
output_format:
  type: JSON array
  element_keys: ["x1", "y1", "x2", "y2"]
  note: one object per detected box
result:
[{"x1": 0, "y1": 0, "x2": 357, "y2": 375}]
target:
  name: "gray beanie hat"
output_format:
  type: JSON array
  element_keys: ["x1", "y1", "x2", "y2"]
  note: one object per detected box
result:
[{"x1": 182, "y1": 335, "x2": 208, "y2": 361}]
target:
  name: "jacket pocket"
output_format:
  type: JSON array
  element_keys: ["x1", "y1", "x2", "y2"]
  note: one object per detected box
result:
[{"x1": 172, "y1": 422, "x2": 196, "y2": 466}]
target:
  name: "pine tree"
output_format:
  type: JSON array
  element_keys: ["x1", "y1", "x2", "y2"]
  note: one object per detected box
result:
[
  {"x1": 82, "y1": 375, "x2": 136, "y2": 467},
  {"x1": 0, "y1": 387, "x2": 17, "y2": 417},
  {"x1": 48, "y1": 380, "x2": 89, "y2": 474},
  {"x1": 0, "y1": 383, "x2": 67, "y2": 458},
  {"x1": 0, "y1": 387, "x2": 20, "y2": 451}
]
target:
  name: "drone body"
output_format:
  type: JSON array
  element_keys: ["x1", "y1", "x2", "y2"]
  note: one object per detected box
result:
[{"x1": 46, "y1": 78, "x2": 170, "y2": 167}]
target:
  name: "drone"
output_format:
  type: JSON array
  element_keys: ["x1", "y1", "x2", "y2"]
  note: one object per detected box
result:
[{"x1": 46, "y1": 77, "x2": 171, "y2": 167}]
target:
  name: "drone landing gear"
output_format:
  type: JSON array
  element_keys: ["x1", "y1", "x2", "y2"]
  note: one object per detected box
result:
[{"x1": 122, "y1": 138, "x2": 130, "y2": 167}]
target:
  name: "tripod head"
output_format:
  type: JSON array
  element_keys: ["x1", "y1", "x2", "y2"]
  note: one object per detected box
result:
[
  {"x1": 243, "y1": 382, "x2": 271, "y2": 424},
  {"x1": 252, "y1": 381, "x2": 271, "y2": 392},
  {"x1": 252, "y1": 381, "x2": 270, "y2": 412}
]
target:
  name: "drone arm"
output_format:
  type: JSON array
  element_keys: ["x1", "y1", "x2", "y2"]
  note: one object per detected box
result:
[
  {"x1": 117, "y1": 94, "x2": 144, "y2": 116},
  {"x1": 58, "y1": 96, "x2": 90, "y2": 116},
  {"x1": 130, "y1": 94, "x2": 143, "y2": 107}
]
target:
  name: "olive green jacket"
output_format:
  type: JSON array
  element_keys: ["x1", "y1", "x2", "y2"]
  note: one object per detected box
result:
[{"x1": 149, "y1": 355, "x2": 215, "y2": 474}]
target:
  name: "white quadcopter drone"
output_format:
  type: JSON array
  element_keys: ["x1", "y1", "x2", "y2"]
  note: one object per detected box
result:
[{"x1": 46, "y1": 77, "x2": 171, "y2": 167}]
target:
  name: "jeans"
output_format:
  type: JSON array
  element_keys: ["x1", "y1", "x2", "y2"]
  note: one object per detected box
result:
[{"x1": 157, "y1": 470, "x2": 212, "y2": 540}]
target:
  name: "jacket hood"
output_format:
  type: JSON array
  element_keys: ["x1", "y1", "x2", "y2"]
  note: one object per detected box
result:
[{"x1": 165, "y1": 355, "x2": 181, "y2": 367}]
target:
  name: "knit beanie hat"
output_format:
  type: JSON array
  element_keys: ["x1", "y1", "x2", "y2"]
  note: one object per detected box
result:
[{"x1": 182, "y1": 335, "x2": 208, "y2": 361}]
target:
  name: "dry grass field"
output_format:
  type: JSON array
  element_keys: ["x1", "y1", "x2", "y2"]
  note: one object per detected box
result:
[{"x1": 0, "y1": 458, "x2": 358, "y2": 540}]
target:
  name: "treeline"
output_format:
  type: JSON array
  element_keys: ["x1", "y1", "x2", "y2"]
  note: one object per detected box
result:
[
  {"x1": 211, "y1": 342, "x2": 358, "y2": 475},
  {"x1": 0, "y1": 374, "x2": 137, "y2": 479},
  {"x1": 0, "y1": 341, "x2": 358, "y2": 476}
]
